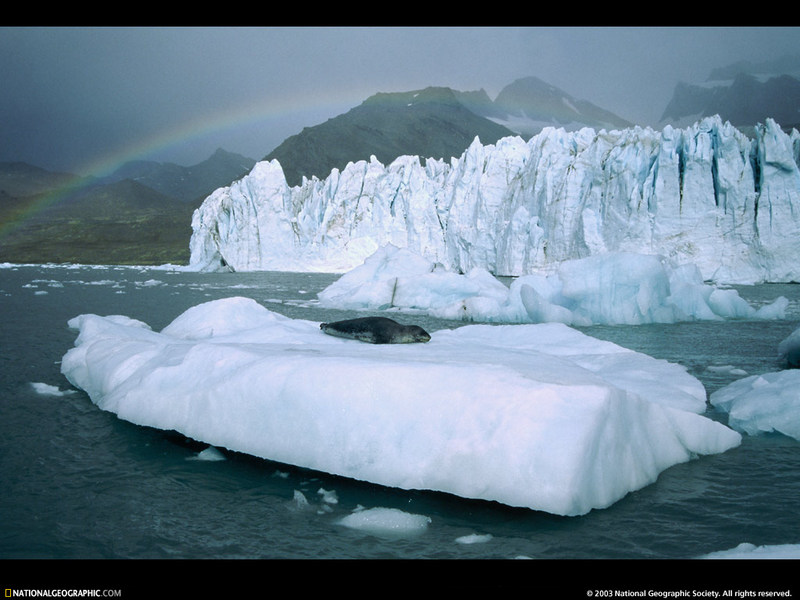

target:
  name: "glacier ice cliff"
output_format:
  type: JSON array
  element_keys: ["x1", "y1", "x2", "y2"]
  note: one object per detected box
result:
[{"x1": 188, "y1": 116, "x2": 800, "y2": 284}]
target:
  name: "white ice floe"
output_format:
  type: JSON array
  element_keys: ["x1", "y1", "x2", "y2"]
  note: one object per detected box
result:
[
  {"x1": 700, "y1": 542, "x2": 800, "y2": 559},
  {"x1": 318, "y1": 245, "x2": 788, "y2": 326},
  {"x1": 710, "y1": 370, "x2": 800, "y2": 440},
  {"x1": 61, "y1": 296, "x2": 741, "y2": 516}
]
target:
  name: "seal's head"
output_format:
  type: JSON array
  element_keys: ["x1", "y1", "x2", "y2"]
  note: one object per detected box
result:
[{"x1": 395, "y1": 324, "x2": 431, "y2": 344}]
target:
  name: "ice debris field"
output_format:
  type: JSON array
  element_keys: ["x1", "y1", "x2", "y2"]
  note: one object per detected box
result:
[
  {"x1": 318, "y1": 245, "x2": 788, "y2": 325},
  {"x1": 63, "y1": 294, "x2": 749, "y2": 517}
]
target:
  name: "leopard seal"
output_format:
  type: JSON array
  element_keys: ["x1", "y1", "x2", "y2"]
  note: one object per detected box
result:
[{"x1": 320, "y1": 317, "x2": 431, "y2": 344}]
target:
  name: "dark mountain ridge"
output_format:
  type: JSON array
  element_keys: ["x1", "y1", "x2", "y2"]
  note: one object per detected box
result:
[
  {"x1": 100, "y1": 148, "x2": 256, "y2": 202},
  {"x1": 265, "y1": 79, "x2": 634, "y2": 187},
  {"x1": 264, "y1": 86, "x2": 517, "y2": 187},
  {"x1": 0, "y1": 161, "x2": 88, "y2": 198},
  {"x1": 0, "y1": 149, "x2": 255, "y2": 265}
]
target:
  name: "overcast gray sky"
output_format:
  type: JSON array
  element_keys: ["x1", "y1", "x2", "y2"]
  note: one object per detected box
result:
[{"x1": 1, "y1": 26, "x2": 798, "y2": 176}]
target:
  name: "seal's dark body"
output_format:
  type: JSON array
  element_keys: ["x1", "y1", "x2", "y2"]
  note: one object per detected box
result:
[{"x1": 320, "y1": 317, "x2": 431, "y2": 344}]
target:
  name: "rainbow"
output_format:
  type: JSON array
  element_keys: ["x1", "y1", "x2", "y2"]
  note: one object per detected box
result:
[{"x1": 1, "y1": 88, "x2": 366, "y2": 240}]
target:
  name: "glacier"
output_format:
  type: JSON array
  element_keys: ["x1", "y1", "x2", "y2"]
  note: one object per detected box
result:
[
  {"x1": 61, "y1": 296, "x2": 741, "y2": 516},
  {"x1": 188, "y1": 115, "x2": 800, "y2": 284}
]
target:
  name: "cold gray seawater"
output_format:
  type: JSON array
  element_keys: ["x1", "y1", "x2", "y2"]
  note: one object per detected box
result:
[{"x1": 1, "y1": 264, "x2": 799, "y2": 586}]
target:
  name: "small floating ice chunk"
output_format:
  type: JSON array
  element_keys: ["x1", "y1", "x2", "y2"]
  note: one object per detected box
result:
[
  {"x1": 30, "y1": 382, "x2": 74, "y2": 396},
  {"x1": 455, "y1": 533, "x2": 493, "y2": 545},
  {"x1": 705, "y1": 365, "x2": 748, "y2": 376},
  {"x1": 337, "y1": 507, "x2": 431, "y2": 535},
  {"x1": 189, "y1": 446, "x2": 226, "y2": 461},
  {"x1": 317, "y1": 488, "x2": 339, "y2": 504},
  {"x1": 291, "y1": 490, "x2": 311, "y2": 511}
]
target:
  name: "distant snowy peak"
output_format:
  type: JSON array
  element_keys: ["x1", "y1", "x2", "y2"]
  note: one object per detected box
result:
[
  {"x1": 189, "y1": 116, "x2": 800, "y2": 284},
  {"x1": 368, "y1": 78, "x2": 634, "y2": 136},
  {"x1": 478, "y1": 76, "x2": 633, "y2": 137},
  {"x1": 706, "y1": 53, "x2": 800, "y2": 82},
  {"x1": 660, "y1": 72, "x2": 800, "y2": 131}
]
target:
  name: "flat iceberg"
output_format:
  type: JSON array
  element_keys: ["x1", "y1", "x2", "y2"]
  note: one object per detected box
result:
[
  {"x1": 319, "y1": 245, "x2": 788, "y2": 326},
  {"x1": 61, "y1": 296, "x2": 741, "y2": 516}
]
